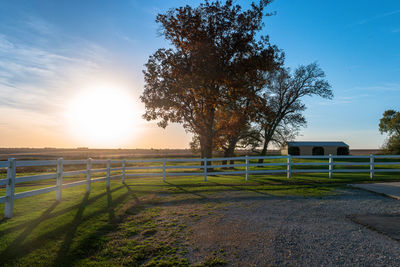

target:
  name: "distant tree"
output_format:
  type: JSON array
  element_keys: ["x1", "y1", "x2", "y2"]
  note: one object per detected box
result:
[
  {"x1": 255, "y1": 63, "x2": 333, "y2": 161},
  {"x1": 140, "y1": 0, "x2": 282, "y2": 159},
  {"x1": 379, "y1": 110, "x2": 400, "y2": 136},
  {"x1": 379, "y1": 110, "x2": 400, "y2": 154}
]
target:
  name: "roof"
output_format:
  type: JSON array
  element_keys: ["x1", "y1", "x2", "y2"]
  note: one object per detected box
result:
[{"x1": 286, "y1": 141, "x2": 349, "y2": 147}]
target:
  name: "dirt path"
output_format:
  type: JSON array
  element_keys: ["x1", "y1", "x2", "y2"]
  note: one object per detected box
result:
[{"x1": 161, "y1": 188, "x2": 400, "y2": 266}]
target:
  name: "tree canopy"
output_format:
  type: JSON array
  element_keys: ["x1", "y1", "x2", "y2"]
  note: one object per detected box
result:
[
  {"x1": 379, "y1": 110, "x2": 400, "y2": 136},
  {"x1": 141, "y1": 0, "x2": 282, "y2": 158},
  {"x1": 380, "y1": 110, "x2": 400, "y2": 154}
]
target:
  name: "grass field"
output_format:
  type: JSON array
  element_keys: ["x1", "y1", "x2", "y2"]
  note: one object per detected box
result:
[{"x1": 0, "y1": 156, "x2": 400, "y2": 266}]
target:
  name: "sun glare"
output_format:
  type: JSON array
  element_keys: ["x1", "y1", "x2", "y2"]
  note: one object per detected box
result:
[{"x1": 66, "y1": 86, "x2": 141, "y2": 147}]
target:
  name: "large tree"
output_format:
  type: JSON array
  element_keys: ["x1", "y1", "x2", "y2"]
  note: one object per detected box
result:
[
  {"x1": 256, "y1": 63, "x2": 333, "y2": 160},
  {"x1": 379, "y1": 110, "x2": 400, "y2": 154},
  {"x1": 140, "y1": 0, "x2": 282, "y2": 159}
]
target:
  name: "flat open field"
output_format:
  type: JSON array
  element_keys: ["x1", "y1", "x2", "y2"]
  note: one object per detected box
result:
[
  {"x1": 0, "y1": 148, "x2": 198, "y2": 160},
  {"x1": 0, "y1": 148, "x2": 380, "y2": 161},
  {"x1": 1, "y1": 169, "x2": 400, "y2": 266}
]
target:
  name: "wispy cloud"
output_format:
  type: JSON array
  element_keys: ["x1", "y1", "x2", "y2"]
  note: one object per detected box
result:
[
  {"x1": 348, "y1": 9, "x2": 400, "y2": 27},
  {"x1": 317, "y1": 94, "x2": 370, "y2": 106},
  {"x1": 350, "y1": 83, "x2": 400, "y2": 92},
  {"x1": 24, "y1": 16, "x2": 56, "y2": 35},
  {"x1": 115, "y1": 31, "x2": 137, "y2": 44},
  {"x1": 0, "y1": 34, "x2": 13, "y2": 50},
  {"x1": 357, "y1": 9, "x2": 400, "y2": 25},
  {"x1": 0, "y1": 17, "x2": 108, "y2": 115}
]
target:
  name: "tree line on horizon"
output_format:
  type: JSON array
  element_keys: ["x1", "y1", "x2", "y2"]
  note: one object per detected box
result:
[{"x1": 140, "y1": 0, "x2": 333, "y2": 162}]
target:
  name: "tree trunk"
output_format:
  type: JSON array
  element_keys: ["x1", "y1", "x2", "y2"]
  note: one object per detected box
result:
[
  {"x1": 258, "y1": 129, "x2": 271, "y2": 164},
  {"x1": 258, "y1": 142, "x2": 268, "y2": 164},
  {"x1": 222, "y1": 137, "x2": 238, "y2": 168},
  {"x1": 222, "y1": 145, "x2": 236, "y2": 168},
  {"x1": 199, "y1": 105, "x2": 215, "y2": 167},
  {"x1": 199, "y1": 132, "x2": 213, "y2": 168}
]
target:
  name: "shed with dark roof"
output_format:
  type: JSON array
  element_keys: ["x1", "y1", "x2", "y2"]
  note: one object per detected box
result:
[{"x1": 281, "y1": 141, "x2": 349, "y2": 156}]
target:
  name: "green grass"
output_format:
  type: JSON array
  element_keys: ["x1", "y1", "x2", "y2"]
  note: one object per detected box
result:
[{"x1": 0, "y1": 168, "x2": 400, "y2": 266}]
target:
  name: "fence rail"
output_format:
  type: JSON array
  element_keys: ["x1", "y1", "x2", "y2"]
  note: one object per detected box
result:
[{"x1": 1, "y1": 154, "x2": 400, "y2": 218}]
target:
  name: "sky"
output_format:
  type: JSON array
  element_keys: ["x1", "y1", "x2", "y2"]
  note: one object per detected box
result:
[{"x1": 0, "y1": 0, "x2": 399, "y2": 149}]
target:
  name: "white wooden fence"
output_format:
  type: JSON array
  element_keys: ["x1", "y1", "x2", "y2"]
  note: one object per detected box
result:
[{"x1": 1, "y1": 154, "x2": 400, "y2": 218}]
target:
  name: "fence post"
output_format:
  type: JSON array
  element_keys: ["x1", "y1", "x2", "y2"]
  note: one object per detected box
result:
[
  {"x1": 162, "y1": 158, "x2": 166, "y2": 182},
  {"x1": 370, "y1": 154, "x2": 374, "y2": 179},
  {"x1": 86, "y1": 158, "x2": 92, "y2": 193},
  {"x1": 4, "y1": 158, "x2": 16, "y2": 218},
  {"x1": 122, "y1": 160, "x2": 126, "y2": 184},
  {"x1": 56, "y1": 158, "x2": 63, "y2": 202},
  {"x1": 287, "y1": 155, "x2": 291, "y2": 178},
  {"x1": 106, "y1": 159, "x2": 111, "y2": 188},
  {"x1": 245, "y1": 155, "x2": 249, "y2": 181},
  {"x1": 204, "y1": 158, "x2": 207, "y2": 182},
  {"x1": 329, "y1": 154, "x2": 333, "y2": 179}
]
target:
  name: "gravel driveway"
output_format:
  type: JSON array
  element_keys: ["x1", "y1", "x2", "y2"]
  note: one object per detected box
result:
[{"x1": 182, "y1": 188, "x2": 400, "y2": 266}]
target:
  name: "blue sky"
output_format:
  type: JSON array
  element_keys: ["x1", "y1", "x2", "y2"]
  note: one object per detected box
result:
[{"x1": 0, "y1": 0, "x2": 399, "y2": 149}]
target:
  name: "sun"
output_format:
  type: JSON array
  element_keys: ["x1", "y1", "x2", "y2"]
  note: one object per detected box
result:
[{"x1": 66, "y1": 85, "x2": 141, "y2": 147}]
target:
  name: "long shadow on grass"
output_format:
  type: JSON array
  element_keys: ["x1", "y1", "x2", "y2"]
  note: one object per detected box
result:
[
  {"x1": 123, "y1": 183, "x2": 164, "y2": 216},
  {"x1": 205, "y1": 176, "x2": 300, "y2": 196},
  {"x1": 0, "y1": 201, "x2": 59, "y2": 261},
  {"x1": 0, "y1": 186, "x2": 131, "y2": 265},
  {"x1": 52, "y1": 186, "x2": 138, "y2": 266},
  {"x1": 207, "y1": 180, "x2": 273, "y2": 196},
  {"x1": 164, "y1": 181, "x2": 209, "y2": 199},
  {"x1": 53, "y1": 192, "x2": 90, "y2": 265},
  {"x1": 160, "y1": 178, "x2": 335, "y2": 197},
  {"x1": 245, "y1": 175, "x2": 343, "y2": 189},
  {"x1": 52, "y1": 188, "x2": 129, "y2": 266},
  {"x1": 123, "y1": 182, "x2": 141, "y2": 205},
  {"x1": 52, "y1": 188, "x2": 119, "y2": 265},
  {"x1": 152, "y1": 179, "x2": 329, "y2": 207},
  {"x1": 249, "y1": 177, "x2": 342, "y2": 193},
  {"x1": 107, "y1": 187, "x2": 116, "y2": 223},
  {"x1": 0, "y1": 185, "x2": 125, "y2": 235}
]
